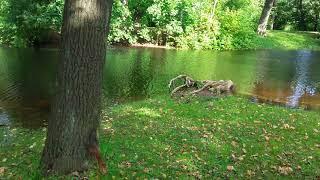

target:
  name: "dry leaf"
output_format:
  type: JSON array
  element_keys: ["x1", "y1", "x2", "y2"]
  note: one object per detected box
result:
[
  {"x1": 0, "y1": 167, "x2": 5, "y2": 176},
  {"x1": 247, "y1": 170, "x2": 255, "y2": 176},
  {"x1": 278, "y1": 166, "x2": 293, "y2": 175},
  {"x1": 227, "y1": 165, "x2": 234, "y2": 171},
  {"x1": 265, "y1": 136, "x2": 270, "y2": 141},
  {"x1": 231, "y1": 141, "x2": 237, "y2": 147}
]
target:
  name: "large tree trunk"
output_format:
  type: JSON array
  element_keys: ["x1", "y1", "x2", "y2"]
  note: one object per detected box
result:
[
  {"x1": 257, "y1": 0, "x2": 275, "y2": 36},
  {"x1": 40, "y1": 0, "x2": 113, "y2": 175}
]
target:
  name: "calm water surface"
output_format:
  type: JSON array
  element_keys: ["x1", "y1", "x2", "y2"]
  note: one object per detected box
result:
[{"x1": 0, "y1": 47, "x2": 319, "y2": 127}]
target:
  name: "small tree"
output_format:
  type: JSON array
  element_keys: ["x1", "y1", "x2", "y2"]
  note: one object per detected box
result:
[{"x1": 41, "y1": 0, "x2": 113, "y2": 175}]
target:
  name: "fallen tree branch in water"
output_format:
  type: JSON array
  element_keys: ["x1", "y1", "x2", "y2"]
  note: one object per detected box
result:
[{"x1": 168, "y1": 75, "x2": 235, "y2": 97}]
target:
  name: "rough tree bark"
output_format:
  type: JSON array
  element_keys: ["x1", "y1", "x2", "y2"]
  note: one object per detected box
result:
[
  {"x1": 40, "y1": 0, "x2": 113, "y2": 175},
  {"x1": 257, "y1": 0, "x2": 275, "y2": 36}
]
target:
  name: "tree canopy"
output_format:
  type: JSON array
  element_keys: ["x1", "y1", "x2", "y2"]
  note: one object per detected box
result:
[{"x1": 0, "y1": 0, "x2": 319, "y2": 49}]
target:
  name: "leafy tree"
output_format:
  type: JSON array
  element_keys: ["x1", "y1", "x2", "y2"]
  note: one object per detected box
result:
[
  {"x1": 1, "y1": 0, "x2": 318, "y2": 49},
  {"x1": 0, "y1": 0, "x2": 63, "y2": 46},
  {"x1": 274, "y1": 0, "x2": 320, "y2": 31}
]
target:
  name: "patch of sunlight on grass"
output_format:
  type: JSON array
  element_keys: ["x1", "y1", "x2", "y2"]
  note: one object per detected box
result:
[
  {"x1": 118, "y1": 105, "x2": 162, "y2": 118},
  {"x1": 134, "y1": 107, "x2": 161, "y2": 118},
  {"x1": 256, "y1": 30, "x2": 320, "y2": 50}
]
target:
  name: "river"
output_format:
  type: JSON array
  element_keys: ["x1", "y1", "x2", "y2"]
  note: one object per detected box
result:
[{"x1": 0, "y1": 47, "x2": 319, "y2": 127}]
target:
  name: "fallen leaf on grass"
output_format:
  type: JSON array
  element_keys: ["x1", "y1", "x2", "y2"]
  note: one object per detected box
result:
[
  {"x1": 242, "y1": 148, "x2": 247, "y2": 154},
  {"x1": 119, "y1": 161, "x2": 132, "y2": 168},
  {"x1": 282, "y1": 124, "x2": 295, "y2": 130},
  {"x1": 247, "y1": 170, "x2": 255, "y2": 176},
  {"x1": 231, "y1": 141, "x2": 237, "y2": 147},
  {"x1": 283, "y1": 124, "x2": 290, "y2": 129},
  {"x1": 296, "y1": 166, "x2": 302, "y2": 171},
  {"x1": 0, "y1": 167, "x2": 5, "y2": 176},
  {"x1": 227, "y1": 165, "x2": 234, "y2": 171},
  {"x1": 278, "y1": 166, "x2": 293, "y2": 175},
  {"x1": 143, "y1": 168, "x2": 150, "y2": 173},
  {"x1": 265, "y1": 136, "x2": 270, "y2": 141}
]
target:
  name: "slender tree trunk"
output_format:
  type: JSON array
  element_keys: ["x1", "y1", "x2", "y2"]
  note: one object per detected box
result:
[
  {"x1": 40, "y1": 0, "x2": 113, "y2": 175},
  {"x1": 314, "y1": 13, "x2": 319, "y2": 31},
  {"x1": 269, "y1": 0, "x2": 277, "y2": 30},
  {"x1": 210, "y1": 0, "x2": 219, "y2": 19},
  {"x1": 257, "y1": 0, "x2": 275, "y2": 36},
  {"x1": 297, "y1": 0, "x2": 306, "y2": 31}
]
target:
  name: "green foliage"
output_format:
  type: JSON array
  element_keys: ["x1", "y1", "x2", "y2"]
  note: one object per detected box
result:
[
  {"x1": 98, "y1": 0, "x2": 265, "y2": 49},
  {"x1": 255, "y1": 31, "x2": 320, "y2": 50},
  {"x1": 0, "y1": 0, "x2": 63, "y2": 47},
  {"x1": 106, "y1": 0, "x2": 320, "y2": 49},
  {"x1": 109, "y1": 0, "x2": 263, "y2": 50},
  {"x1": 0, "y1": 0, "x2": 318, "y2": 49},
  {"x1": 108, "y1": 0, "x2": 136, "y2": 45},
  {"x1": 275, "y1": 0, "x2": 320, "y2": 31}
]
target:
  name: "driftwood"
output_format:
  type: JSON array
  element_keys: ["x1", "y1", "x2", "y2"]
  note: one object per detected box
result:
[{"x1": 168, "y1": 75, "x2": 235, "y2": 97}]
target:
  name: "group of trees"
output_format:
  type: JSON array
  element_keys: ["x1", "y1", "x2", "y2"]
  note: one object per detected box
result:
[
  {"x1": 275, "y1": 0, "x2": 320, "y2": 31},
  {"x1": 1, "y1": 0, "x2": 319, "y2": 50},
  {"x1": 0, "y1": 0, "x2": 319, "y2": 176},
  {"x1": 258, "y1": 0, "x2": 320, "y2": 34}
]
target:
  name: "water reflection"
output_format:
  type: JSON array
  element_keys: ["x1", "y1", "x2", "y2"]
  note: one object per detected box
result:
[
  {"x1": 0, "y1": 48, "x2": 55, "y2": 127},
  {"x1": 287, "y1": 51, "x2": 315, "y2": 107},
  {"x1": 0, "y1": 47, "x2": 319, "y2": 127}
]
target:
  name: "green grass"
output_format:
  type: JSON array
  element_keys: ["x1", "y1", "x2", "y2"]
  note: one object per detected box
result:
[
  {"x1": 255, "y1": 30, "x2": 320, "y2": 50},
  {"x1": 1, "y1": 95, "x2": 320, "y2": 179}
]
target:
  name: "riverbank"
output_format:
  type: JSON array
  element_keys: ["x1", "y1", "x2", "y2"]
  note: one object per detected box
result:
[
  {"x1": 117, "y1": 31, "x2": 320, "y2": 51},
  {"x1": 255, "y1": 31, "x2": 320, "y2": 50},
  {"x1": 2, "y1": 31, "x2": 319, "y2": 51},
  {"x1": 1, "y1": 95, "x2": 319, "y2": 179}
]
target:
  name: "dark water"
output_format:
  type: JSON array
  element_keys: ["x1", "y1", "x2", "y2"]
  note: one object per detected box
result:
[{"x1": 0, "y1": 47, "x2": 319, "y2": 127}]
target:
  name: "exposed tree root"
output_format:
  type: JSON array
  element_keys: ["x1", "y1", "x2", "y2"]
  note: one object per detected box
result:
[
  {"x1": 168, "y1": 75, "x2": 198, "y2": 96},
  {"x1": 169, "y1": 75, "x2": 235, "y2": 97}
]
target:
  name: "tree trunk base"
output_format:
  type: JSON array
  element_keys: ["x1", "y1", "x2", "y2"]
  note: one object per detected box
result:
[
  {"x1": 257, "y1": 24, "x2": 267, "y2": 36},
  {"x1": 41, "y1": 156, "x2": 89, "y2": 175}
]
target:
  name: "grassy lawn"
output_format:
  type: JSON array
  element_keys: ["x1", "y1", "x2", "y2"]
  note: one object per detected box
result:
[
  {"x1": 1, "y1": 95, "x2": 319, "y2": 179},
  {"x1": 255, "y1": 31, "x2": 320, "y2": 50}
]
